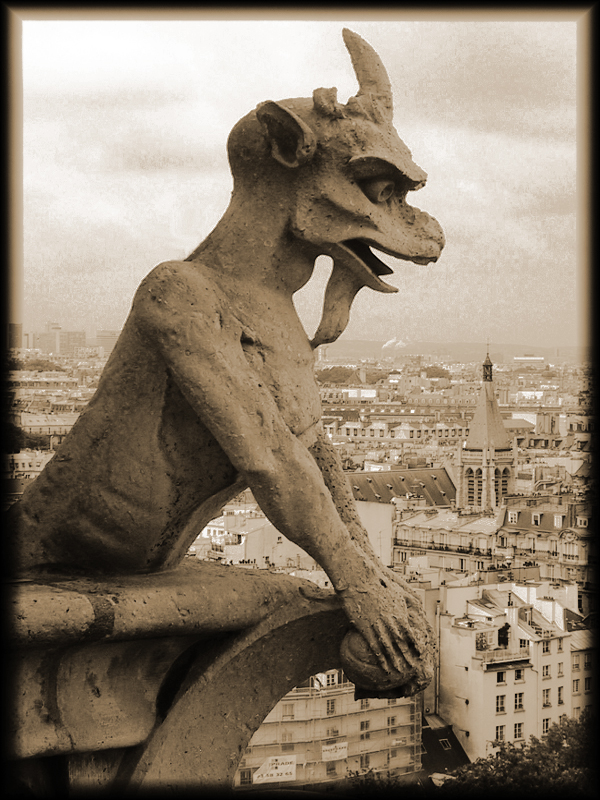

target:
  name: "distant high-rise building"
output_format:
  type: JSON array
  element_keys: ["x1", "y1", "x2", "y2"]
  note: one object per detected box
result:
[
  {"x1": 95, "y1": 330, "x2": 120, "y2": 356},
  {"x1": 7, "y1": 323, "x2": 23, "y2": 349},
  {"x1": 59, "y1": 331, "x2": 86, "y2": 357},
  {"x1": 33, "y1": 322, "x2": 62, "y2": 355}
]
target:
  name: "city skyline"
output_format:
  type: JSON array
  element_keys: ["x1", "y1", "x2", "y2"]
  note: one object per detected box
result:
[{"x1": 11, "y1": 10, "x2": 589, "y2": 348}]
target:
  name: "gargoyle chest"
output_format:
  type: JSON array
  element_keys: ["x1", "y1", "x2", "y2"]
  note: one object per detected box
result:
[{"x1": 240, "y1": 329, "x2": 320, "y2": 431}]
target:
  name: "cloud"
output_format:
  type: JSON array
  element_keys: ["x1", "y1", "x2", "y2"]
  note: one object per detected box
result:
[{"x1": 18, "y1": 17, "x2": 584, "y2": 348}]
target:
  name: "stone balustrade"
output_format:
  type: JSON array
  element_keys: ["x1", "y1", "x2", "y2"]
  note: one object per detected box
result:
[{"x1": 8, "y1": 560, "x2": 350, "y2": 794}]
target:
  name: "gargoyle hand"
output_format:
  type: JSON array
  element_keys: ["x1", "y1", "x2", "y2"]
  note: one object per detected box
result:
[{"x1": 338, "y1": 570, "x2": 434, "y2": 688}]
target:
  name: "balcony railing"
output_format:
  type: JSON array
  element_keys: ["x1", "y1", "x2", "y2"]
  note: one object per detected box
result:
[
  {"x1": 478, "y1": 648, "x2": 531, "y2": 665},
  {"x1": 394, "y1": 540, "x2": 493, "y2": 557}
]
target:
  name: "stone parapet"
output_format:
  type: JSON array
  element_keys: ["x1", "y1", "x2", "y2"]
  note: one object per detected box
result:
[{"x1": 8, "y1": 561, "x2": 349, "y2": 793}]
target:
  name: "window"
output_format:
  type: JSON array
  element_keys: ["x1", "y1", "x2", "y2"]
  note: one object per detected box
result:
[
  {"x1": 239, "y1": 769, "x2": 252, "y2": 786},
  {"x1": 326, "y1": 762, "x2": 337, "y2": 776},
  {"x1": 515, "y1": 669, "x2": 524, "y2": 682},
  {"x1": 387, "y1": 716, "x2": 397, "y2": 735},
  {"x1": 573, "y1": 655, "x2": 580, "y2": 670},
  {"x1": 542, "y1": 665, "x2": 551, "y2": 679},
  {"x1": 281, "y1": 732, "x2": 294, "y2": 752},
  {"x1": 326, "y1": 672, "x2": 338, "y2": 686},
  {"x1": 497, "y1": 671, "x2": 506, "y2": 684},
  {"x1": 360, "y1": 754, "x2": 370, "y2": 770},
  {"x1": 439, "y1": 739, "x2": 452, "y2": 750},
  {"x1": 584, "y1": 654, "x2": 592, "y2": 670},
  {"x1": 514, "y1": 693, "x2": 524, "y2": 711},
  {"x1": 558, "y1": 686, "x2": 564, "y2": 705},
  {"x1": 542, "y1": 640, "x2": 551, "y2": 654},
  {"x1": 532, "y1": 513, "x2": 541, "y2": 526},
  {"x1": 573, "y1": 707, "x2": 581, "y2": 720},
  {"x1": 326, "y1": 728, "x2": 339, "y2": 739},
  {"x1": 554, "y1": 514, "x2": 564, "y2": 528},
  {"x1": 360, "y1": 698, "x2": 370, "y2": 710},
  {"x1": 558, "y1": 662, "x2": 564, "y2": 676},
  {"x1": 495, "y1": 725, "x2": 505, "y2": 742},
  {"x1": 326, "y1": 699, "x2": 336, "y2": 716},
  {"x1": 496, "y1": 695, "x2": 505, "y2": 713},
  {"x1": 282, "y1": 703, "x2": 294, "y2": 719},
  {"x1": 576, "y1": 517, "x2": 588, "y2": 527},
  {"x1": 585, "y1": 677, "x2": 591, "y2": 692},
  {"x1": 557, "y1": 638, "x2": 563, "y2": 652},
  {"x1": 514, "y1": 723, "x2": 524, "y2": 740},
  {"x1": 520, "y1": 639, "x2": 528, "y2": 650},
  {"x1": 542, "y1": 688, "x2": 551, "y2": 707},
  {"x1": 387, "y1": 698, "x2": 397, "y2": 706},
  {"x1": 573, "y1": 679, "x2": 580, "y2": 693},
  {"x1": 508, "y1": 511, "x2": 518, "y2": 524},
  {"x1": 360, "y1": 720, "x2": 370, "y2": 740},
  {"x1": 542, "y1": 719, "x2": 550, "y2": 735}
]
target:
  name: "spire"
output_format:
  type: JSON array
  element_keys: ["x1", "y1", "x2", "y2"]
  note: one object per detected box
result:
[
  {"x1": 464, "y1": 352, "x2": 511, "y2": 451},
  {"x1": 483, "y1": 340, "x2": 492, "y2": 381}
]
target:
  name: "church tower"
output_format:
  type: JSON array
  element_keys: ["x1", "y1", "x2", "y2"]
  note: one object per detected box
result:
[{"x1": 455, "y1": 353, "x2": 517, "y2": 511}]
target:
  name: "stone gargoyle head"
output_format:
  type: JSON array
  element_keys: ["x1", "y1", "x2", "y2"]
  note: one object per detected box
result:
[{"x1": 226, "y1": 28, "x2": 445, "y2": 346}]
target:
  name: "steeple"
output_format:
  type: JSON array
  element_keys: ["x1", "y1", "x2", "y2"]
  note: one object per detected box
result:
[
  {"x1": 455, "y1": 350, "x2": 517, "y2": 511},
  {"x1": 464, "y1": 352, "x2": 511, "y2": 451},
  {"x1": 483, "y1": 350, "x2": 493, "y2": 382}
]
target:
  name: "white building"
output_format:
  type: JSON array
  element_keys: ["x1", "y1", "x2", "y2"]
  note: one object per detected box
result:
[
  {"x1": 434, "y1": 576, "x2": 591, "y2": 761},
  {"x1": 234, "y1": 669, "x2": 422, "y2": 790}
]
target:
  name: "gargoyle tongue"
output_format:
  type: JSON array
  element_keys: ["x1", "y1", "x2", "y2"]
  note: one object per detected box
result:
[
  {"x1": 311, "y1": 260, "x2": 365, "y2": 349},
  {"x1": 310, "y1": 241, "x2": 398, "y2": 349},
  {"x1": 326, "y1": 241, "x2": 399, "y2": 294}
]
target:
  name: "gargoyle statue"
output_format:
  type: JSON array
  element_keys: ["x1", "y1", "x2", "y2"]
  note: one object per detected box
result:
[{"x1": 10, "y1": 29, "x2": 444, "y2": 695}]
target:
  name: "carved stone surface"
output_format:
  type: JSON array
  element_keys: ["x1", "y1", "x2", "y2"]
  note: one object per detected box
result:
[
  {"x1": 8, "y1": 563, "x2": 348, "y2": 792},
  {"x1": 9, "y1": 28, "x2": 443, "y2": 705}
]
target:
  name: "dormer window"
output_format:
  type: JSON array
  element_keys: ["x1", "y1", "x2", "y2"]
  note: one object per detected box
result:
[
  {"x1": 576, "y1": 517, "x2": 588, "y2": 528},
  {"x1": 508, "y1": 511, "x2": 518, "y2": 524},
  {"x1": 554, "y1": 514, "x2": 564, "y2": 528},
  {"x1": 532, "y1": 513, "x2": 541, "y2": 526}
]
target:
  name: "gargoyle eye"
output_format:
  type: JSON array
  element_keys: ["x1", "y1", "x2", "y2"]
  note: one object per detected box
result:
[{"x1": 359, "y1": 177, "x2": 395, "y2": 204}]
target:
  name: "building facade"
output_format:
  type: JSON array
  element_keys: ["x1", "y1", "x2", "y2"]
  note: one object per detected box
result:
[{"x1": 234, "y1": 670, "x2": 422, "y2": 789}]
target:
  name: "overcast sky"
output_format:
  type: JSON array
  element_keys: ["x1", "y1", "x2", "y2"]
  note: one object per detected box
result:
[{"x1": 14, "y1": 11, "x2": 588, "y2": 348}]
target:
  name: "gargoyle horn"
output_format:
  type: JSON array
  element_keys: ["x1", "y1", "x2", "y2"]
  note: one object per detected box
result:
[{"x1": 342, "y1": 28, "x2": 393, "y2": 121}]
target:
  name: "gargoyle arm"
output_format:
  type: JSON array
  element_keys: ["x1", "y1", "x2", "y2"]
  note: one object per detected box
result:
[
  {"x1": 132, "y1": 262, "x2": 426, "y2": 674},
  {"x1": 132, "y1": 262, "x2": 373, "y2": 589}
]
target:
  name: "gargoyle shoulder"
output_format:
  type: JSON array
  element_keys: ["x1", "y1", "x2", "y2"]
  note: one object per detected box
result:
[{"x1": 131, "y1": 260, "x2": 224, "y2": 339}]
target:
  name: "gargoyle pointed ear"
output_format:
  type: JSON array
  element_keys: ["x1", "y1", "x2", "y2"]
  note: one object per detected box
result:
[{"x1": 256, "y1": 101, "x2": 317, "y2": 168}]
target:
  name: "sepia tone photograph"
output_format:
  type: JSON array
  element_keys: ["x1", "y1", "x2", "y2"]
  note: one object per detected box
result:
[{"x1": 5, "y1": 7, "x2": 594, "y2": 797}]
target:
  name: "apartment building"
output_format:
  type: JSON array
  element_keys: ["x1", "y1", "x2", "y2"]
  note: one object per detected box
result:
[
  {"x1": 434, "y1": 576, "x2": 591, "y2": 761},
  {"x1": 5, "y1": 450, "x2": 55, "y2": 481},
  {"x1": 570, "y1": 628, "x2": 595, "y2": 720},
  {"x1": 234, "y1": 669, "x2": 422, "y2": 789}
]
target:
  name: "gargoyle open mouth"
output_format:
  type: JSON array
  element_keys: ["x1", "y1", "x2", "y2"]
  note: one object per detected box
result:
[
  {"x1": 331, "y1": 239, "x2": 397, "y2": 294},
  {"x1": 338, "y1": 238, "x2": 436, "y2": 293},
  {"x1": 343, "y1": 239, "x2": 395, "y2": 277}
]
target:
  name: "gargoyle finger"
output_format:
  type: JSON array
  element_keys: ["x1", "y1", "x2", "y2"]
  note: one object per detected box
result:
[{"x1": 383, "y1": 617, "x2": 421, "y2": 669}]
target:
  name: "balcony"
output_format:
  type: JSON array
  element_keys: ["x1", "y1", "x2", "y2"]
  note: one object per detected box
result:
[
  {"x1": 477, "y1": 648, "x2": 531, "y2": 667},
  {"x1": 393, "y1": 540, "x2": 493, "y2": 557}
]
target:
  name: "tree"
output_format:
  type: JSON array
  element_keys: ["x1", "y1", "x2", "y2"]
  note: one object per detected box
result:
[
  {"x1": 4, "y1": 422, "x2": 52, "y2": 453},
  {"x1": 425, "y1": 365, "x2": 450, "y2": 380},
  {"x1": 438, "y1": 710, "x2": 595, "y2": 798},
  {"x1": 7, "y1": 357, "x2": 66, "y2": 372}
]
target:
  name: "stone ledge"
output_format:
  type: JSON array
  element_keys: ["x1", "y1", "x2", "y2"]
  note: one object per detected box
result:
[
  {"x1": 8, "y1": 560, "x2": 349, "y2": 786},
  {"x1": 9, "y1": 559, "x2": 336, "y2": 647}
]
